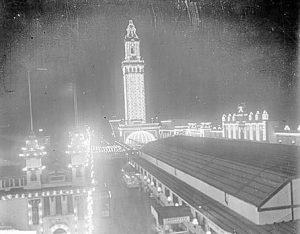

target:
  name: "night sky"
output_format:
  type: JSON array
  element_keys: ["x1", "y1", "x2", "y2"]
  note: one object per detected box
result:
[{"x1": 0, "y1": 0, "x2": 298, "y2": 159}]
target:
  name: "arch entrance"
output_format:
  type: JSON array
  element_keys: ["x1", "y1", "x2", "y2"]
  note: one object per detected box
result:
[
  {"x1": 53, "y1": 229, "x2": 67, "y2": 234},
  {"x1": 50, "y1": 224, "x2": 70, "y2": 234},
  {"x1": 125, "y1": 130, "x2": 156, "y2": 147}
]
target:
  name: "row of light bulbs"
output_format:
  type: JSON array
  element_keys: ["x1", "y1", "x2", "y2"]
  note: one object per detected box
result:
[
  {"x1": 138, "y1": 161, "x2": 216, "y2": 234},
  {"x1": 1, "y1": 188, "x2": 95, "y2": 201}
]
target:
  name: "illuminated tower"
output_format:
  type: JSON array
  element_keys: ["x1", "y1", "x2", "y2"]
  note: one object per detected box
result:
[
  {"x1": 19, "y1": 134, "x2": 47, "y2": 189},
  {"x1": 122, "y1": 20, "x2": 146, "y2": 124},
  {"x1": 66, "y1": 126, "x2": 91, "y2": 185}
]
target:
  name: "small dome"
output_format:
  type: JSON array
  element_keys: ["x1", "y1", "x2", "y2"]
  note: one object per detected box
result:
[{"x1": 125, "y1": 131, "x2": 156, "y2": 146}]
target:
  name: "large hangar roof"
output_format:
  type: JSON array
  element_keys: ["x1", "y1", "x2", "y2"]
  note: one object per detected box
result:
[
  {"x1": 141, "y1": 136, "x2": 299, "y2": 207},
  {"x1": 135, "y1": 157, "x2": 300, "y2": 234}
]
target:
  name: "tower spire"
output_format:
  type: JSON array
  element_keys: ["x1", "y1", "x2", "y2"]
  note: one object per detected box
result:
[{"x1": 125, "y1": 20, "x2": 139, "y2": 41}]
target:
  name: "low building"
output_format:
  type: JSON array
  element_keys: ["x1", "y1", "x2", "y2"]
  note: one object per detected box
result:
[
  {"x1": 161, "y1": 104, "x2": 300, "y2": 146},
  {"x1": 272, "y1": 125, "x2": 300, "y2": 145},
  {"x1": 132, "y1": 136, "x2": 300, "y2": 234}
]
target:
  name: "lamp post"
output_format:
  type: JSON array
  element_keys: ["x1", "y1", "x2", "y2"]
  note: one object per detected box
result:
[
  {"x1": 73, "y1": 82, "x2": 78, "y2": 128},
  {"x1": 27, "y1": 68, "x2": 48, "y2": 133}
]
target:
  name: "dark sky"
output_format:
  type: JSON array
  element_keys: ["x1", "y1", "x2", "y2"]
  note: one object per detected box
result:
[{"x1": 0, "y1": 0, "x2": 298, "y2": 159}]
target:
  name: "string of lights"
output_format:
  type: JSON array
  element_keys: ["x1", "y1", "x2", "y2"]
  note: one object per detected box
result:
[
  {"x1": 18, "y1": 134, "x2": 47, "y2": 158},
  {"x1": 0, "y1": 187, "x2": 93, "y2": 201}
]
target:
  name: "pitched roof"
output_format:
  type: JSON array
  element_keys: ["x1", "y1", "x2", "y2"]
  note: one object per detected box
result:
[
  {"x1": 141, "y1": 136, "x2": 299, "y2": 207},
  {"x1": 135, "y1": 157, "x2": 269, "y2": 234},
  {"x1": 136, "y1": 157, "x2": 300, "y2": 234},
  {"x1": 262, "y1": 220, "x2": 300, "y2": 234}
]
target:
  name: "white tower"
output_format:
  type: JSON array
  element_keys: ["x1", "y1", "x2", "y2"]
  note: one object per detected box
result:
[
  {"x1": 66, "y1": 127, "x2": 91, "y2": 185},
  {"x1": 122, "y1": 20, "x2": 146, "y2": 124},
  {"x1": 19, "y1": 134, "x2": 47, "y2": 189}
]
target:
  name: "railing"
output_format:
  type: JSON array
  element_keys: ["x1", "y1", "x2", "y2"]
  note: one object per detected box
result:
[
  {"x1": 91, "y1": 145, "x2": 125, "y2": 154},
  {"x1": 0, "y1": 176, "x2": 27, "y2": 190}
]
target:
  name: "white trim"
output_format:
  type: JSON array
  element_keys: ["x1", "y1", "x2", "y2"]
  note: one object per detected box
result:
[{"x1": 274, "y1": 132, "x2": 300, "y2": 136}]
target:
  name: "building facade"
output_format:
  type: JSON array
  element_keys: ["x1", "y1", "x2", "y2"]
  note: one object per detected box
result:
[
  {"x1": 0, "y1": 127, "x2": 95, "y2": 234},
  {"x1": 221, "y1": 104, "x2": 269, "y2": 142},
  {"x1": 132, "y1": 137, "x2": 300, "y2": 234},
  {"x1": 160, "y1": 104, "x2": 300, "y2": 146}
]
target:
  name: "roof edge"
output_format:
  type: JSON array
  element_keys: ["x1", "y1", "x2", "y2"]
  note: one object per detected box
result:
[{"x1": 258, "y1": 178, "x2": 291, "y2": 209}]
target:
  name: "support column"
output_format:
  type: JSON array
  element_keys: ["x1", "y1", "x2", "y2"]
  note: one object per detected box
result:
[
  {"x1": 50, "y1": 197, "x2": 56, "y2": 216},
  {"x1": 262, "y1": 122, "x2": 267, "y2": 141},
  {"x1": 249, "y1": 125, "x2": 253, "y2": 140},
  {"x1": 232, "y1": 125, "x2": 237, "y2": 139},
  {"x1": 256, "y1": 124, "x2": 260, "y2": 141},
  {"x1": 244, "y1": 126, "x2": 248, "y2": 140},
  {"x1": 228, "y1": 125, "x2": 231, "y2": 139}
]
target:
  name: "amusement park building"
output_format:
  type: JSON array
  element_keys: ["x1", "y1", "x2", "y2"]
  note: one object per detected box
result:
[
  {"x1": 166, "y1": 105, "x2": 300, "y2": 146},
  {"x1": 0, "y1": 128, "x2": 94, "y2": 234},
  {"x1": 132, "y1": 136, "x2": 300, "y2": 234}
]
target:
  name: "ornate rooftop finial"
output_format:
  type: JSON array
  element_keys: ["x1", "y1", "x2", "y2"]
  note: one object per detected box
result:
[
  {"x1": 222, "y1": 114, "x2": 226, "y2": 122},
  {"x1": 227, "y1": 113, "x2": 231, "y2": 121},
  {"x1": 232, "y1": 113, "x2": 236, "y2": 121},
  {"x1": 262, "y1": 110, "x2": 269, "y2": 120},
  {"x1": 255, "y1": 111, "x2": 260, "y2": 121},
  {"x1": 284, "y1": 125, "x2": 290, "y2": 131},
  {"x1": 249, "y1": 112, "x2": 253, "y2": 121},
  {"x1": 237, "y1": 103, "x2": 246, "y2": 113},
  {"x1": 125, "y1": 20, "x2": 139, "y2": 40}
]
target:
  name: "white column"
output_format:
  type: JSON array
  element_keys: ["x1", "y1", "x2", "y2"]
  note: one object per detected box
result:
[
  {"x1": 222, "y1": 125, "x2": 225, "y2": 138},
  {"x1": 262, "y1": 122, "x2": 267, "y2": 141},
  {"x1": 50, "y1": 197, "x2": 56, "y2": 216},
  {"x1": 244, "y1": 126, "x2": 248, "y2": 140},
  {"x1": 256, "y1": 124, "x2": 260, "y2": 141},
  {"x1": 228, "y1": 125, "x2": 231, "y2": 138},
  {"x1": 62, "y1": 196, "x2": 68, "y2": 215},
  {"x1": 232, "y1": 125, "x2": 237, "y2": 139},
  {"x1": 249, "y1": 125, "x2": 253, "y2": 140}
]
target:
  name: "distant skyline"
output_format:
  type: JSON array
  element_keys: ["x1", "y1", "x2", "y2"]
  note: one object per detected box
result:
[{"x1": 0, "y1": 1, "x2": 298, "y2": 158}]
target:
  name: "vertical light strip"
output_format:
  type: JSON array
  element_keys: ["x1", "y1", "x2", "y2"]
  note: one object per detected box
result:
[
  {"x1": 28, "y1": 202, "x2": 33, "y2": 225},
  {"x1": 39, "y1": 202, "x2": 43, "y2": 233}
]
